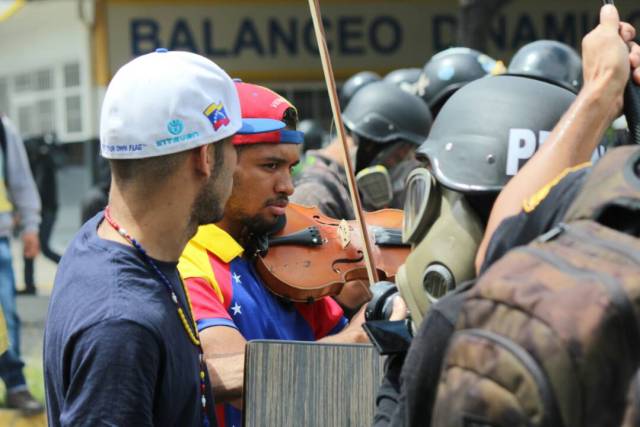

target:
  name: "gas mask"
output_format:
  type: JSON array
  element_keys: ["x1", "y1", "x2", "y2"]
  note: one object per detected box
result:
[
  {"x1": 395, "y1": 168, "x2": 484, "y2": 326},
  {"x1": 356, "y1": 141, "x2": 420, "y2": 210}
]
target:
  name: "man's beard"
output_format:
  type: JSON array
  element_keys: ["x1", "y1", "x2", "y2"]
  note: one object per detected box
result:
[
  {"x1": 239, "y1": 212, "x2": 278, "y2": 237},
  {"x1": 190, "y1": 173, "x2": 226, "y2": 227},
  {"x1": 228, "y1": 195, "x2": 288, "y2": 239}
]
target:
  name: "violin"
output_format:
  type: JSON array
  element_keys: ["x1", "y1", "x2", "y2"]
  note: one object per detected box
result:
[
  {"x1": 255, "y1": 203, "x2": 410, "y2": 303},
  {"x1": 254, "y1": 0, "x2": 404, "y2": 305}
]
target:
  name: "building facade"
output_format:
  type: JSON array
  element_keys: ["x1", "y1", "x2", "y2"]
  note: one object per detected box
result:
[{"x1": 0, "y1": 0, "x2": 638, "y2": 149}]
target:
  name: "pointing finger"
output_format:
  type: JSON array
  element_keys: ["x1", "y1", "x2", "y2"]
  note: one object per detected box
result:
[{"x1": 601, "y1": 4, "x2": 621, "y2": 31}]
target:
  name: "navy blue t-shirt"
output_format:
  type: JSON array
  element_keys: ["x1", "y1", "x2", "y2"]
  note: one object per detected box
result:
[{"x1": 44, "y1": 213, "x2": 217, "y2": 427}]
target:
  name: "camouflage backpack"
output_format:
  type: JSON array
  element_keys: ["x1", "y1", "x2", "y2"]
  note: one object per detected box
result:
[{"x1": 430, "y1": 145, "x2": 640, "y2": 427}]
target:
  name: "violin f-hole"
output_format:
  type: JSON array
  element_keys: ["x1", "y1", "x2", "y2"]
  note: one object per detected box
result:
[{"x1": 331, "y1": 253, "x2": 365, "y2": 274}]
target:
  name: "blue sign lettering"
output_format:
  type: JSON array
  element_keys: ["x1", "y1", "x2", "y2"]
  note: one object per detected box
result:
[
  {"x1": 269, "y1": 18, "x2": 298, "y2": 55},
  {"x1": 131, "y1": 19, "x2": 160, "y2": 55},
  {"x1": 129, "y1": 15, "x2": 406, "y2": 59},
  {"x1": 432, "y1": 15, "x2": 456, "y2": 52},
  {"x1": 169, "y1": 19, "x2": 198, "y2": 52},
  {"x1": 489, "y1": 16, "x2": 507, "y2": 51},
  {"x1": 234, "y1": 19, "x2": 265, "y2": 56},
  {"x1": 203, "y1": 19, "x2": 230, "y2": 57},
  {"x1": 370, "y1": 16, "x2": 402, "y2": 54},
  {"x1": 304, "y1": 17, "x2": 332, "y2": 55},
  {"x1": 543, "y1": 13, "x2": 577, "y2": 47},
  {"x1": 512, "y1": 14, "x2": 538, "y2": 49},
  {"x1": 431, "y1": 10, "x2": 634, "y2": 56},
  {"x1": 339, "y1": 16, "x2": 365, "y2": 55}
]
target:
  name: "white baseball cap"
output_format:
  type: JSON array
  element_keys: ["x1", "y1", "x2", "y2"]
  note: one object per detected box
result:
[{"x1": 100, "y1": 49, "x2": 285, "y2": 159}]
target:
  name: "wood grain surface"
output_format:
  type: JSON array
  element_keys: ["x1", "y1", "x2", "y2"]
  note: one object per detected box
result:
[{"x1": 243, "y1": 340, "x2": 384, "y2": 427}]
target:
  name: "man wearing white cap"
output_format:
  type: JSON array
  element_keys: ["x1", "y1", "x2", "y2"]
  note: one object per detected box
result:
[{"x1": 43, "y1": 49, "x2": 275, "y2": 426}]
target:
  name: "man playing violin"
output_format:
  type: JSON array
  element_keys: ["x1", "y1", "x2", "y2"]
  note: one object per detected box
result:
[{"x1": 178, "y1": 81, "x2": 379, "y2": 427}]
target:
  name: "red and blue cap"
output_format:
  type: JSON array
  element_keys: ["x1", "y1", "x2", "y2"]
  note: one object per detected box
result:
[{"x1": 233, "y1": 81, "x2": 304, "y2": 145}]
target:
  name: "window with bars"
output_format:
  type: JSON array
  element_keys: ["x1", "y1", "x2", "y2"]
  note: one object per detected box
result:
[
  {"x1": 64, "y1": 63, "x2": 80, "y2": 88},
  {"x1": 17, "y1": 104, "x2": 35, "y2": 136},
  {"x1": 35, "y1": 69, "x2": 53, "y2": 91},
  {"x1": 65, "y1": 95, "x2": 82, "y2": 133},
  {"x1": 2, "y1": 61, "x2": 85, "y2": 139},
  {"x1": 37, "y1": 99, "x2": 55, "y2": 133},
  {"x1": 14, "y1": 73, "x2": 32, "y2": 93}
]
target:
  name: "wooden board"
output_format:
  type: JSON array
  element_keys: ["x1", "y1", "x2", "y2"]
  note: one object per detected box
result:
[{"x1": 243, "y1": 340, "x2": 384, "y2": 427}]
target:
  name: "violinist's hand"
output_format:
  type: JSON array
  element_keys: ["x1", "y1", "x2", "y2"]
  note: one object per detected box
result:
[
  {"x1": 388, "y1": 295, "x2": 408, "y2": 321},
  {"x1": 334, "y1": 280, "x2": 371, "y2": 313},
  {"x1": 320, "y1": 295, "x2": 409, "y2": 344},
  {"x1": 320, "y1": 305, "x2": 369, "y2": 344}
]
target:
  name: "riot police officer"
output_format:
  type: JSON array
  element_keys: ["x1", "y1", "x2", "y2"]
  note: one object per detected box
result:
[
  {"x1": 508, "y1": 39, "x2": 583, "y2": 93},
  {"x1": 292, "y1": 81, "x2": 432, "y2": 219},
  {"x1": 397, "y1": 72, "x2": 579, "y2": 326},
  {"x1": 372, "y1": 72, "x2": 589, "y2": 427},
  {"x1": 414, "y1": 47, "x2": 504, "y2": 117},
  {"x1": 384, "y1": 68, "x2": 422, "y2": 95},
  {"x1": 339, "y1": 70, "x2": 381, "y2": 109}
]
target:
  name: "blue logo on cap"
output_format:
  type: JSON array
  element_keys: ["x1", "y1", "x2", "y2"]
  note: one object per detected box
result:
[{"x1": 167, "y1": 119, "x2": 184, "y2": 135}]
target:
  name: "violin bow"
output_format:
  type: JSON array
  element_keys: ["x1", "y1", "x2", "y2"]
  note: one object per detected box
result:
[{"x1": 307, "y1": 0, "x2": 380, "y2": 288}]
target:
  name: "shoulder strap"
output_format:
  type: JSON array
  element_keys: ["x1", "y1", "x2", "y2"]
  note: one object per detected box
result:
[{"x1": 564, "y1": 145, "x2": 640, "y2": 222}]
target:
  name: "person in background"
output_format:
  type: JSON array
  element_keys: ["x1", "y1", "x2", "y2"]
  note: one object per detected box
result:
[
  {"x1": 0, "y1": 114, "x2": 42, "y2": 413},
  {"x1": 21, "y1": 133, "x2": 61, "y2": 295},
  {"x1": 292, "y1": 81, "x2": 432, "y2": 218},
  {"x1": 414, "y1": 47, "x2": 504, "y2": 117}
]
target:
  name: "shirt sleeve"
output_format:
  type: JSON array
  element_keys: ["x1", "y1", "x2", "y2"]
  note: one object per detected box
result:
[
  {"x1": 2, "y1": 117, "x2": 41, "y2": 233},
  {"x1": 61, "y1": 320, "x2": 159, "y2": 427},
  {"x1": 296, "y1": 296, "x2": 347, "y2": 340},
  {"x1": 185, "y1": 276, "x2": 236, "y2": 332},
  {"x1": 481, "y1": 167, "x2": 590, "y2": 273}
]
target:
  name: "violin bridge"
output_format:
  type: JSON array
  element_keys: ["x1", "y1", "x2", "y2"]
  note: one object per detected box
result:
[{"x1": 338, "y1": 219, "x2": 351, "y2": 249}]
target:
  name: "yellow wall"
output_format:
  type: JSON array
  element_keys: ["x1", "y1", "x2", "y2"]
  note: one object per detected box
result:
[{"x1": 95, "y1": 0, "x2": 640, "y2": 83}]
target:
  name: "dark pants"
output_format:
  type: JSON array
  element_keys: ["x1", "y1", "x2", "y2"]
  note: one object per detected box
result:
[{"x1": 23, "y1": 208, "x2": 60, "y2": 290}]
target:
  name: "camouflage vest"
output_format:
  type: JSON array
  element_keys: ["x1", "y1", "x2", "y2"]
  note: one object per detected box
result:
[{"x1": 431, "y1": 145, "x2": 640, "y2": 427}]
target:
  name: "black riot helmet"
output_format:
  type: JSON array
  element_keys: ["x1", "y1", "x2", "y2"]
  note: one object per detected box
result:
[
  {"x1": 340, "y1": 71, "x2": 381, "y2": 108},
  {"x1": 343, "y1": 81, "x2": 433, "y2": 146},
  {"x1": 343, "y1": 81, "x2": 433, "y2": 172},
  {"x1": 297, "y1": 119, "x2": 326, "y2": 153},
  {"x1": 415, "y1": 47, "x2": 503, "y2": 117},
  {"x1": 508, "y1": 40, "x2": 583, "y2": 93},
  {"x1": 384, "y1": 68, "x2": 422, "y2": 94},
  {"x1": 417, "y1": 75, "x2": 576, "y2": 194}
]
